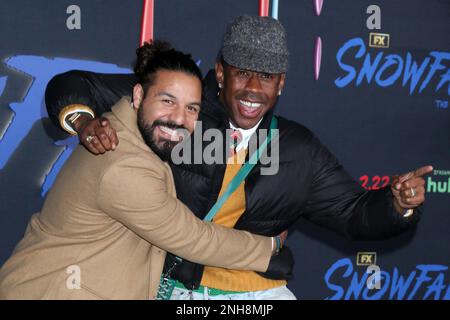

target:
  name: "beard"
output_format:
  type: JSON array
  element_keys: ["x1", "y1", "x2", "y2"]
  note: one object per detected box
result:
[{"x1": 137, "y1": 107, "x2": 186, "y2": 162}]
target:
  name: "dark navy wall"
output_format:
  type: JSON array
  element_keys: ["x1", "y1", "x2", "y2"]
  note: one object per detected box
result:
[{"x1": 0, "y1": 0, "x2": 449, "y2": 299}]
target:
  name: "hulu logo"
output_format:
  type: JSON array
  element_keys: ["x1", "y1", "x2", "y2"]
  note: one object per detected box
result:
[{"x1": 427, "y1": 177, "x2": 450, "y2": 193}]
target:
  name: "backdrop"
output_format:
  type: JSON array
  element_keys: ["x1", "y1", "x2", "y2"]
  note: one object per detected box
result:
[{"x1": 0, "y1": 0, "x2": 449, "y2": 300}]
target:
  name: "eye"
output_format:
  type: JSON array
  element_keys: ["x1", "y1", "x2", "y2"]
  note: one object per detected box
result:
[
  {"x1": 162, "y1": 99, "x2": 174, "y2": 105},
  {"x1": 186, "y1": 105, "x2": 199, "y2": 113},
  {"x1": 259, "y1": 73, "x2": 272, "y2": 80},
  {"x1": 237, "y1": 70, "x2": 249, "y2": 77}
]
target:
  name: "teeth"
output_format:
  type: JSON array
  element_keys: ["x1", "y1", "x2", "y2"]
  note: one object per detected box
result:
[
  {"x1": 239, "y1": 100, "x2": 262, "y2": 108},
  {"x1": 159, "y1": 126, "x2": 179, "y2": 138}
]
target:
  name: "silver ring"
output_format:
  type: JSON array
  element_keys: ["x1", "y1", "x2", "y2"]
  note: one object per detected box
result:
[
  {"x1": 85, "y1": 135, "x2": 95, "y2": 144},
  {"x1": 410, "y1": 187, "x2": 416, "y2": 197}
]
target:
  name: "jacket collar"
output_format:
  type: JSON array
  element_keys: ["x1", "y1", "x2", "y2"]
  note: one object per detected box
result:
[
  {"x1": 110, "y1": 96, "x2": 147, "y2": 147},
  {"x1": 202, "y1": 70, "x2": 229, "y2": 124}
]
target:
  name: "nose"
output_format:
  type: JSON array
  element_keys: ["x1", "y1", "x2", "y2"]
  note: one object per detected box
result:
[
  {"x1": 245, "y1": 73, "x2": 263, "y2": 93},
  {"x1": 167, "y1": 104, "x2": 186, "y2": 126}
]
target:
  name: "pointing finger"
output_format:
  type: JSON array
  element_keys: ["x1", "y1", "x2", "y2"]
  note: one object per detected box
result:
[{"x1": 414, "y1": 165, "x2": 434, "y2": 178}]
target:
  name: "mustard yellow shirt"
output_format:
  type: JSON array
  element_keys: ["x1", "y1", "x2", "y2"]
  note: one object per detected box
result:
[{"x1": 201, "y1": 150, "x2": 286, "y2": 291}]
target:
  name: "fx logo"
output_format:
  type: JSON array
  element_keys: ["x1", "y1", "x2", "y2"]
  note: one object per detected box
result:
[
  {"x1": 357, "y1": 252, "x2": 377, "y2": 266},
  {"x1": 369, "y1": 32, "x2": 390, "y2": 48}
]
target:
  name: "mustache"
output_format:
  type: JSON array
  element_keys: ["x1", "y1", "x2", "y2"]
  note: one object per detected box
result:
[
  {"x1": 151, "y1": 120, "x2": 186, "y2": 131},
  {"x1": 236, "y1": 91, "x2": 266, "y2": 103}
]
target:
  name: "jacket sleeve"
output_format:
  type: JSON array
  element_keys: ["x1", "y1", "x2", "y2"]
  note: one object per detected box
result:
[
  {"x1": 96, "y1": 156, "x2": 272, "y2": 272},
  {"x1": 302, "y1": 134, "x2": 421, "y2": 240},
  {"x1": 45, "y1": 70, "x2": 136, "y2": 132}
]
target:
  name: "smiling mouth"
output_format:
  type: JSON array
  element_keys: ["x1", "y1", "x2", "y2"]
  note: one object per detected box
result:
[
  {"x1": 238, "y1": 99, "x2": 263, "y2": 109},
  {"x1": 237, "y1": 99, "x2": 264, "y2": 119},
  {"x1": 158, "y1": 125, "x2": 182, "y2": 141}
]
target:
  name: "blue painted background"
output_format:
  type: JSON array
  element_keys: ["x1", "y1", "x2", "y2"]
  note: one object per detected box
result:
[{"x1": 0, "y1": 0, "x2": 449, "y2": 299}]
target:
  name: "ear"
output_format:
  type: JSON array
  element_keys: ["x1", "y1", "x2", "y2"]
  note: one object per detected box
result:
[
  {"x1": 277, "y1": 74, "x2": 286, "y2": 95},
  {"x1": 132, "y1": 84, "x2": 144, "y2": 110},
  {"x1": 215, "y1": 61, "x2": 224, "y2": 87}
]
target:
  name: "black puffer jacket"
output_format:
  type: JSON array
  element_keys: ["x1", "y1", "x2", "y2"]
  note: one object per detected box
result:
[{"x1": 45, "y1": 69, "x2": 421, "y2": 289}]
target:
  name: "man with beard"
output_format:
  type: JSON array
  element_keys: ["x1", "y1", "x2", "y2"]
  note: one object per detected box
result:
[
  {"x1": 44, "y1": 16, "x2": 432, "y2": 300},
  {"x1": 0, "y1": 40, "x2": 285, "y2": 300}
]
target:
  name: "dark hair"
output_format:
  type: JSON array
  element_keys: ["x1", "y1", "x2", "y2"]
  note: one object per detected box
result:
[{"x1": 134, "y1": 40, "x2": 202, "y2": 96}]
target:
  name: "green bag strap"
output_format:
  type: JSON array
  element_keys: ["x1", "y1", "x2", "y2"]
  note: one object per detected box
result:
[
  {"x1": 168, "y1": 116, "x2": 278, "y2": 286},
  {"x1": 203, "y1": 116, "x2": 278, "y2": 222}
]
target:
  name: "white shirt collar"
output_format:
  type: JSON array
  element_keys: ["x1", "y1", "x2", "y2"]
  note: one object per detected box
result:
[{"x1": 229, "y1": 118, "x2": 263, "y2": 152}]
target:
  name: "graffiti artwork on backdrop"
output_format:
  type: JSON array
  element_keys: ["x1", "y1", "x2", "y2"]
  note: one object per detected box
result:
[
  {"x1": 0, "y1": 56, "x2": 131, "y2": 196},
  {"x1": 0, "y1": 56, "x2": 203, "y2": 197},
  {"x1": 0, "y1": 1, "x2": 154, "y2": 197}
]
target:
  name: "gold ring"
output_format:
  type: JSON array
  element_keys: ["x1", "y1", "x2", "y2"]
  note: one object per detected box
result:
[{"x1": 86, "y1": 135, "x2": 95, "y2": 144}]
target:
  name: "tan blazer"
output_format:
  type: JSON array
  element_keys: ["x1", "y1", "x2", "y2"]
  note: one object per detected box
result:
[{"x1": 0, "y1": 97, "x2": 272, "y2": 300}]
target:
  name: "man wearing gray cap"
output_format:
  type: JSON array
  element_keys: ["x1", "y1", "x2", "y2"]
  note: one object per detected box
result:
[{"x1": 45, "y1": 15, "x2": 431, "y2": 300}]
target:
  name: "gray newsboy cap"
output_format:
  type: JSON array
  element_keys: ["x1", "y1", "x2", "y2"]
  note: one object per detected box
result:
[{"x1": 220, "y1": 15, "x2": 289, "y2": 74}]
